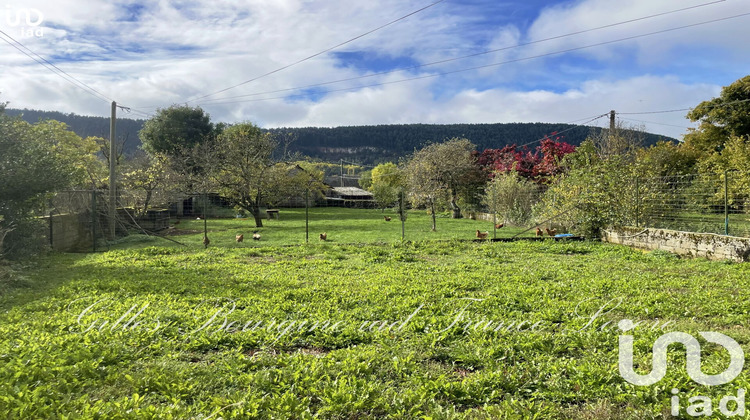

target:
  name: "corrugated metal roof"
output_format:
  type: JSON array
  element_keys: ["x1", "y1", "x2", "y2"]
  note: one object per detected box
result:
[{"x1": 331, "y1": 187, "x2": 373, "y2": 197}]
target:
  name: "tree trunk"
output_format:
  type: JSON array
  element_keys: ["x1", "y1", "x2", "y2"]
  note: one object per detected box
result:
[
  {"x1": 252, "y1": 207, "x2": 264, "y2": 228},
  {"x1": 430, "y1": 201, "x2": 436, "y2": 231},
  {"x1": 140, "y1": 189, "x2": 153, "y2": 218},
  {"x1": 450, "y1": 191, "x2": 462, "y2": 219}
]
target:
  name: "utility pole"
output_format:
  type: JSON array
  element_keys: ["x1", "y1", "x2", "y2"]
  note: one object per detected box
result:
[
  {"x1": 109, "y1": 101, "x2": 117, "y2": 240},
  {"x1": 340, "y1": 159, "x2": 344, "y2": 187}
]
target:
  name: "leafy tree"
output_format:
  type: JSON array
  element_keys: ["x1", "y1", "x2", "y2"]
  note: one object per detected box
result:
[
  {"x1": 404, "y1": 138, "x2": 477, "y2": 230},
  {"x1": 203, "y1": 122, "x2": 322, "y2": 227},
  {"x1": 30, "y1": 120, "x2": 106, "y2": 188},
  {"x1": 476, "y1": 135, "x2": 576, "y2": 183},
  {"x1": 369, "y1": 162, "x2": 403, "y2": 210},
  {"x1": 121, "y1": 152, "x2": 176, "y2": 217},
  {"x1": 0, "y1": 111, "x2": 75, "y2": 258},
  {"x1": 139, "y1": 105, "x2": 215, "y2": 156},
  {"x1": 635, "y1": 140, "x2": 700, "y2": 179},
  {"x1": 358, "y1": 170, "x2": 372, "y2": 190},
  {"x1": 683, "y1": 75, "x2": 750, "y2": 154},
  {"x1": 534, "y1": 140, "x2": 636, "y2": 237}
]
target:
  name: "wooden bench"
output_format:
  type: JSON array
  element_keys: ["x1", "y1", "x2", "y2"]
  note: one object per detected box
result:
[{"x1": 266, "y1": 209, "x2": 280, "y2": 220}]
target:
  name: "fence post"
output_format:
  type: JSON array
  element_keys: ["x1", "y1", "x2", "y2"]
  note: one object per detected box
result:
[
  {"x1": 398, "y1": 190, "x2": 406, "y2": 241},
  {"x1": 492, "y1": 185, "x2": 497, "y2": 239},
  {"x1": 91, "y1": 190, "x2": 97, "y2": 252},
  {"x1": 635, "y1": 176, "x2": 640, "y2": 228},
  {"x1": 49, "y1": 210, "x2": 54, "y2": 248},
  {"x1": 725, "y1": 170, "x2": 729, "y2": 236},
  {"x1": 305, "y1": 187, "x2": 309, "y2": 243}
]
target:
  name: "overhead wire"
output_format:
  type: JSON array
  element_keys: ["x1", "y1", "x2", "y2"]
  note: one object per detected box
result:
[
  {"x1": 194, "y1": 12, "x2": 750, "y2": 107},
  {"x1": 192, "y1": 0, "x2": 727, "y2": 106},
  {"x1": 618, "y1": 117, "x2": 693, "y2": 130},
  {"x1": 187, "y1": 0, "x2": 447, "y2": 103},
  {"x1": 0, "y1": 29, "x2": 114, "y2": 104},
  {"x1": 619, "y1": 98, "x2": 750, "y2": 115},
  {"x1": 513, "y1": 113, "x2": 610, "y2": 149}
]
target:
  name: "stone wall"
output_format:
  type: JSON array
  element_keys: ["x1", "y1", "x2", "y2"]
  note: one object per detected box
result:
[{"x1": 602, "y1": 226, "x2": 750, "y2": 262}]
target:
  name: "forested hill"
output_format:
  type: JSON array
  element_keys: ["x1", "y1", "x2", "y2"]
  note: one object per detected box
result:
[
  {"x1": 7, "y1": 108, "x2": 675, "y2": 165},
  {"x1": 268, "y1": 124, "x2": 674, "y2": 164},
  {"x1": 6, "y1": 108, "x2": 147, "y2": 156}
]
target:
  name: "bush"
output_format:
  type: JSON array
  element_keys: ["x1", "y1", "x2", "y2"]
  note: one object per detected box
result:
[{"x1": 482, "y1": 171, "x2": 539, "y2": 226}]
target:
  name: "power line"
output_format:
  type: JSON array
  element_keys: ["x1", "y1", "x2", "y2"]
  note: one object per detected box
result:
[
  {"x1": 187, "y1": 0, "x2": 447, "y2": 103},
  {"x1": 0, "y1": 29, "x2": 113, "y2": 104},
  {"x1": 619, "y1": 98, "x2": 750, "y2": 115},
  {"x1": 195, "y1": 12, "x2": 750, "y2": 107},
  {"x1": 193, "y1": 0, "x2": 726, "y2": 106},
  {"x1": 515, "y1": 114, "x2": 610, "y2": 149},
  {"x1": 619, "y1": 117, "x2": 693, "y2": 130}
]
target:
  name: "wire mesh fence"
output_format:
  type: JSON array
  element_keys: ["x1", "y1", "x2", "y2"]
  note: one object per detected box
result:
[
  {"x1": 42, "y1": 190, "x2": 108, "y2": 252},
  {"x1": 32, "y1": 170, "x2": 750, "y2": 253},
  {"x1": 636, "y1": 171, "x2": 750, "y2": 237}
]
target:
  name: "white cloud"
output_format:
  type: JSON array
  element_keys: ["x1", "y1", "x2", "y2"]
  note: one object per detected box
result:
[{"x1": 0, "y1": 0, "x2": 746, "y2": 143}]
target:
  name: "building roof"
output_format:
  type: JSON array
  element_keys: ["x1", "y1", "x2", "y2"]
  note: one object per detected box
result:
[{"x1": 331, "y1": 187, "x2": 373, "y2": 198}]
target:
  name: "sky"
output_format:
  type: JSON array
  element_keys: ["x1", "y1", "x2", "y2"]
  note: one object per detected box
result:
[{"x1": 1, "y1": 0, "x2": 749, "y2": 140}]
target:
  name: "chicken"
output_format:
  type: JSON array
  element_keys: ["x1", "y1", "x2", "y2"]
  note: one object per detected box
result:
[
  {"x1": 535, "y1": 227, "x2": 543, "y2": 237},
  {"x1": 252, "y1": 231, "x2": 261, "y2": 241},
  {"x1": 384, "y1": 216, "x2": 392, "y2": 221},
  {"x1": 545, "y1": 228, "x2": 557, "y2": 237},
  {"x1": 236, "y1": 234, "x2": 244, "y2": 242},
  {"x1": 319, "y1": 232, "x2": 327, "y2": 241},
  {"x1": 202, "y1": 236, "x2": 210, "y2": 247},
  {"x1": 476, "y1": 230, "x2": 489, "y2": 240},
  {"x1": 495, "y1": 223, "x2": 504, "y2": 229}
]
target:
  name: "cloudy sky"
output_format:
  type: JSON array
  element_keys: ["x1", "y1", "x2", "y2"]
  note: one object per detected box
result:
[{"x1": 1, "y1": 0, "x2": 748, "y2": 139}]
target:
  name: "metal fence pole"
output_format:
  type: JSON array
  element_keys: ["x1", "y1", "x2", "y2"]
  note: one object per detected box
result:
[
  {"x1": 725, "y1": 170, "x2": 729, "y2": 236},
  {"x1": 635, "y1": 176, "x2": 640, "y2": 228}
]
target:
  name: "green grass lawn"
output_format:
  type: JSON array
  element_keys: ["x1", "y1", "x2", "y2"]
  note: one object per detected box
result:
[
  {"x1": 116, "y1": 207, "x2": 540, "y2": 251},
  {"x1": 3, "y1": 209, "x2": 750, "y2": 419}
]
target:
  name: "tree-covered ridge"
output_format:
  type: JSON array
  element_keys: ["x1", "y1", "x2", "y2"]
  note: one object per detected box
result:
[
  {"x1": 6, "y1": 108, "x2": 674, "y2": 165},
  {"x1": 268, "y1": 123, "x2": 672, "y2": 165}
]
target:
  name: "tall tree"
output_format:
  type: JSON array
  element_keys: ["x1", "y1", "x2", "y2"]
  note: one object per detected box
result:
[
  {"x1": 203, "y1": 122, "x2": 321, "y2": 227},
  {"x1": 404, "y1": 138, "x2": 477, "y2": 230},
  {"x1": 121, "y1": 152, "x2": 176, "y2": 217},
  {"x1": 0, "y1": 111, "x2": 76, "y2": 258},
  {"x1": 139, "y1": 105, "x2": 215, "y2": 156},
  {"x1": 368, "y1": 162, "x2": 403, "y2": 210},
  {"x1": 684, "y1": 75, "x2": 750, "y2": 154}
]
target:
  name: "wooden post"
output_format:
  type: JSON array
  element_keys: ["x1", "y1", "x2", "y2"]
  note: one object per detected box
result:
[{"x1": 109, "y1": 101, "x2": 117, "y2": 240}]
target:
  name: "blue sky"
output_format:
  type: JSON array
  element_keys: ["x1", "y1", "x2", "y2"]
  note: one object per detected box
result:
[{"x1": 1, "y1": 0, "x2": 749, "y2": 139}]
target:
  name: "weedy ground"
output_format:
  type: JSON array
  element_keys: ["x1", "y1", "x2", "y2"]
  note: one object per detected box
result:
[{"x1": 1, "y1": 208, "x2": 750, "y2": 419}]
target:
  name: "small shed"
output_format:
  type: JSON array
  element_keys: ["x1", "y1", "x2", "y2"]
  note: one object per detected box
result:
[{"x1": 326, "y1": 187, "x2": 376, "y2": 208}]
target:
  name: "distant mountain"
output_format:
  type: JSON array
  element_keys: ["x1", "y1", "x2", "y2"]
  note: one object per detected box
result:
[{"x1": 7, "y1": 108, "x2": 676, "y2": 165}]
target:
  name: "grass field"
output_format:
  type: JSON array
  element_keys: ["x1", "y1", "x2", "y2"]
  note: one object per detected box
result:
[
  {"x1": 116, "y1": 207, "x2": 540, "y2": 251},
  {"x1": 2, "y1": 208, "x2": 750, "y2": 419}
]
